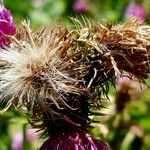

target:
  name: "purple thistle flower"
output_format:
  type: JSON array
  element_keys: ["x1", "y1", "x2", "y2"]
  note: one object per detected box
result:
[
  {"x1": 73, "y1": 0, "x2": 88, "y2": 13},
  {"x1": 40, "y1": 131, "x2": 110, "y2": 150},
  {"x1": 125, "y1": 3, "x2": 145, "y2": 20},
  {"x1": 0, "y1": 5, "x2": 16, "y2": 47}
]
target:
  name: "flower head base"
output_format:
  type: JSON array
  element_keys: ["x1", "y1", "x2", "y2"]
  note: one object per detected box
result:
[
  {"x1": 40, "y1": 131, "x2": 110, "y2": 150},
  {"x1": 0, "y1": 5, "x2": 16, "y2": 47}
]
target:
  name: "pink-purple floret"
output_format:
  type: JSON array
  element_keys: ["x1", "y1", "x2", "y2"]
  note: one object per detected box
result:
[
  {"x1": 41, "y1": 132, "x2": 110, "y2": 150},
  {"x1": 0, "y1": 5, "x2": 16, "y2": 47},
  {"x1": 125, "y1": 3, "x2": 145, "y2": 20},
  {"x1": 73, "y1": 0, "x2": 88, "y2": 13}
]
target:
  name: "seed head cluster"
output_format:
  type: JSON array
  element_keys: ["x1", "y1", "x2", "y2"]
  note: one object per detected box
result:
[{"x1": 0, "y1": 18, "x2": 150, "y2": 134}]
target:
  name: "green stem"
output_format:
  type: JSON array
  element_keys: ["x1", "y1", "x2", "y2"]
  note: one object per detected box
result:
[{"x1": 23, "y1": 124, "x2": 28, "y2": 150}]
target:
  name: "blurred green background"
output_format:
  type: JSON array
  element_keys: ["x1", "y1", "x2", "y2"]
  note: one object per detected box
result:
[
  {"x1": 0, "y1": 0, "x2": 150, "y2": 150},
  {"x1": 3, "y1": 0, "x2": 150, "y2": 26}
]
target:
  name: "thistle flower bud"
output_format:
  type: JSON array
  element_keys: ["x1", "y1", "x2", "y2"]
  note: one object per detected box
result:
[
  {"x1": 0, "y1": 5, "x2": 16, "y2": 47},
  {"x1": 115, "y1": 76, "x2": 137, "y2": 112}
]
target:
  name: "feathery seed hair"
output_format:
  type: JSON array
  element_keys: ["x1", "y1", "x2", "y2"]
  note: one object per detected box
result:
[{"x1": 0, "y1": 18, "x2": 150, "y2": 135}]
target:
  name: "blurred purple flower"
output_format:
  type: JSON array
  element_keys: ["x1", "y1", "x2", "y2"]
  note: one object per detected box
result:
[
  {"x1": 12, "y1": 129, "x2": 38, "y2": 150},
  {"x1": 0, "y1": 5, "x2": 16, "y2": 47},
  {"x1": 116, "y1": 76, "x2": 131, "y2": 86},
  {"x1": 125, "y1": 3, "x2": 145, "y2": 20},
  {"x1": 40, "y1": 131, "x2": 110, "y2": 150},
  {"x1": 73, "y1": 0, "x2": 88, "y2": 13}
]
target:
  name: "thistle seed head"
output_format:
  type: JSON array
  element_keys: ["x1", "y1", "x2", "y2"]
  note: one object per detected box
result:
[
  {"x1": 0, "y1": 18, "x2": 150, "y2": 135},
  {"x1": 0, "y1": 21, "x2": 85, "y2": 115}
]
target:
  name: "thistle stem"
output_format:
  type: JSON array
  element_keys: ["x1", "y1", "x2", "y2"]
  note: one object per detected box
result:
[{"x1": 23, "y1": 124, "x2": 28, "y2": 150}]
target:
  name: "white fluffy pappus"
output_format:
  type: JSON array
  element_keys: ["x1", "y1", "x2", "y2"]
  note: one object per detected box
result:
[{"x1": 0, "y1": 22, "x2": 82, "y2": 113}]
